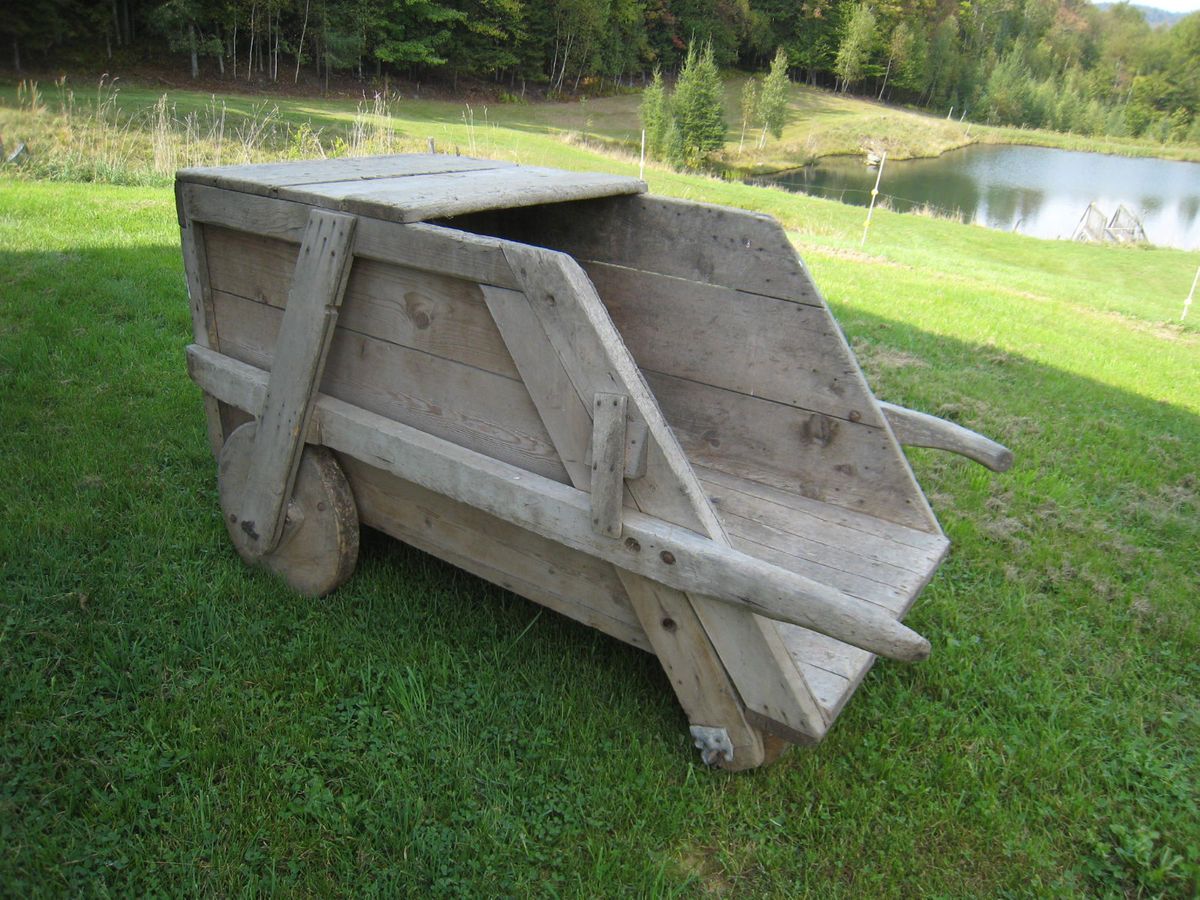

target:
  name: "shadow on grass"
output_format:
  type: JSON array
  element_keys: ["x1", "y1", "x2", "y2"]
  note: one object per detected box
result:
[{"x1": 1, "y1": 241, "x2": 1197, "y2": 895}]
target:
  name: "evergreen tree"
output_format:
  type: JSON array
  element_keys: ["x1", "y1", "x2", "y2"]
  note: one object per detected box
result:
[
  {"x1": 671, "y1": 40, "x2": 726, "y2": 165},
  {"x1": 757, "y1": 47, "x2": 789, "y2": 146},
  {"x1": 639, "y1": 68, "x2": 671, "y2": 158}
]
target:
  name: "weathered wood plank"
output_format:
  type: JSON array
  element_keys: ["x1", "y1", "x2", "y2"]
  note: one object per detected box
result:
[
  {"x1": 235, "y1": 210, "x2": 357, "y2": 556},
  {"x1": 211, "y1": 291, "x2": 569, "y2": 483},
  {"x1": 496, "y1": 245, "x2": 831, "y2": 740},
  {"x1": 590, "y1": 393, "x2": 628, "y2": 539},
  {"x1": 721, "y1": 510, "x2": 920, "y2": 614},
  {"x1": 180, "y1": 184, "x2": 519, "y2": 289},
  {"x1": 648, "y1": 370, "x2": 941, "y2": 532},
  {"x1": 698, "y1": 466, "x2": 948, "y2": 553},
  {"x1": 585, "y1": 261, "x2": 885, "y2": 428},
  {"x1": 186, "y1": 344, "x2": 933, "y2": 663},
  {"x1": 177, "y1": 154, "x2": 514, "y2": 196},
  {"x1": 879, "y1": 401, "x2": 1014, "y2": 473},
  {"x1": 342, "y1": 455, "x2": 650, "y2": 651},
  {"x1": 205, "y1": 226, "x2": 522, "y2": 379},
  {"x1": 280, "y1": 166, "x2": 645, "y2": 224},
  {"x1": 177, "y1": 205, "x2": 226, "y2": 459},
  {"x1": 445, "y1": 194, "x2": 816, "y2": 304}
]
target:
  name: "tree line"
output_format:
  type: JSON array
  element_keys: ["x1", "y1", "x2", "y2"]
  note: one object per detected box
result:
[{"x1": 3, "y1": 0, "x2": 1198, "y2": 141}]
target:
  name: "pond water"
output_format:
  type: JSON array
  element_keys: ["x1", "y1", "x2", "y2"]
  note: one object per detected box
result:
[{"x1": 758, "y1": 144, "x2": 1200, "y2": 250}]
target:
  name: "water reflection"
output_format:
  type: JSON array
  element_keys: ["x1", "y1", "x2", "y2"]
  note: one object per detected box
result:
[{"x1": 759, "y1": 144, "x2": 1200, "y2": 249}]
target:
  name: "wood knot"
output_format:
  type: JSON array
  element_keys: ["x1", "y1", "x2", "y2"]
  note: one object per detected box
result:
[
  {"x1": 661, "y1": 617, "x2": 677, "y2": 632},
  {"x1": 624, "y1": 537, "x2": 641, "y2": 552},
  {"x1": 798, "y1": 413, "x2": 838, "y2": 448},
  {"x1": 660, "y1": 550, "x2": 676, "y2": 565}
]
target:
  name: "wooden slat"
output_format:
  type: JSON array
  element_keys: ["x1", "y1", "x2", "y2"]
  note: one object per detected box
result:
[
  {"x1": 648, "y1": 370, "x2": 940, "y2": 532},
  {"x1": 280, "y1": 166, "x2": 645, "y2": 224},
  {"x1": 204, "y1": 226, "x2": 522, "y2": 379},
  {"x1": 176, "y1": 201, "x2": 226, "y2": 459},
  {"x1": 722, "y1": 512, "x2": 920, "y2": 614},
  {"x1": 236, "y1": 210, "x2": 357, "y2": 555},
  {"x1": 342, "y1": 456, "x2": 650, "y2": 651},
  {"x1": 590, "y1": 393, "x2": 628, "y2": 539},
  {"x1": 698, "y1": 466, "x2": 948, "y2": 553},
  {"x1": 177, "y1": 154, "x2": 514, "y2": 196},
  {"x1": 180, "y1": 184, "x2": 519, "y2": 289},
  {"x1": 211, "y1": 291, "x2": 569, "y2": 483},
  {"x1": 585, "y1": 261, "x2": 885, "y2": 428},
  {"x1": 444, "y1": 194, "x2": 817, "y2": 304},
  {"x1": 494, "y1": 245, "x2": 832, "y2": 742}
]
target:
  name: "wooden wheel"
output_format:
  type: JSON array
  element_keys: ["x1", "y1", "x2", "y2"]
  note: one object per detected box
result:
[{"x1": 218, "y1": 422, "x2": 359, "y2": 597}]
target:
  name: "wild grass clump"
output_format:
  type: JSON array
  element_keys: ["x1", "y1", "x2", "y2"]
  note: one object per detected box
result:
[{"x1": 0, "y1": 77, "x2": 422, "y2": 185}]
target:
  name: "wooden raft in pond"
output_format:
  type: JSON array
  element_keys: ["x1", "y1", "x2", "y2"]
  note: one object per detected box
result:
[{"x1": 176, "y1": 154, "x2": 1012, "y2": 770}]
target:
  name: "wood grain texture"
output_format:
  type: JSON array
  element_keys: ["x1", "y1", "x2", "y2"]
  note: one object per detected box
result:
[
  {"x1": 204, "y1": 225, "x2": 522, "y2": 379},
  {"x1": 590, "y1": 393, "x2": 628, "y2": 539},
  {"x1": 211, "y1": 291, "x2": 569, "y2": 483},
  {"x1": 177, "y1": 154, "x2": 514, "y2": 196},
  {"x1": 584, "y1": 261, "x2": 885, "y2": 428},
  {"x1": 647, "y1": 370, "x2": 938, "y2": 532},
  {"x1": 235, "y1": 210, "x2": 356, "y2": 555},
  {"x1": 443, "y1": 194, "x2": 817, "y2": 303},
  {"x1": 278, "y1": 166, "x2": 645, "y2": 224},
  {"x1": 180, "y1": 184, "x2": 519, "y2": 289},
  {"x1": 879, "y1": 401, "x2": 1014, "y2": 472}
]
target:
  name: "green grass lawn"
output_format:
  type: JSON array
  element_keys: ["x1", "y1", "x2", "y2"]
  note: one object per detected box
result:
[{"x1": 1, "y1": 116, "x2": 1198, "y2": 893}]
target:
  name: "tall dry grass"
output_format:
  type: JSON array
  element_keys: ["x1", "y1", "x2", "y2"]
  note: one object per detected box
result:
[{"x1": 1, "y1": 77, "x2": 422, "y2": 184}]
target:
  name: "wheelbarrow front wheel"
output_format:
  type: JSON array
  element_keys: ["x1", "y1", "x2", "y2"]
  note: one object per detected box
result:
[{"x1": 217, "y1": 422, "x2": 359, "y2": 597}]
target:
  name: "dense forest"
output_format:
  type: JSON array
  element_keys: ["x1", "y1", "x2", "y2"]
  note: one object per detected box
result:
[{"x1": 3, "y1": 0, "x2": 1198, "y2": 141}]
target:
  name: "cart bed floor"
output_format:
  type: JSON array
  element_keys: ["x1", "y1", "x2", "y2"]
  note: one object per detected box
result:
[{"x1": 699, "y1": 467, "x2": 949, "y2": 722}]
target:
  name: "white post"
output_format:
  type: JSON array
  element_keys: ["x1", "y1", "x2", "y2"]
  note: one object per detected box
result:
[
  {"x1": 861, "y1": 152, "x2": 887, "y2": 247},
  {"x1": 1183, "y1": 263, "x2": 1199, "y2": 321},
  {"x1": 639, "y1": 128, "x2": 645, "y2": 181}
]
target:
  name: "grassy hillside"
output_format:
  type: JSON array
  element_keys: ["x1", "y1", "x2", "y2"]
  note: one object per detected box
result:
[
  {"x1": 1, "y1": 83, "x2": 1198, "y2": 894},
  {"x1": 3, "y1": 74, "x2": 1199, "y2": 185}
]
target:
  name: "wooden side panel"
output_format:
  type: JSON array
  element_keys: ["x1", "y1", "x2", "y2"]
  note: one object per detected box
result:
[
  {"x1": 204, "y1": 226, "x2": 522, "y2": 379},
  {"x1": 211, "y1": 291, "x2": 569, "y2": 483},
  {"x1": 441, "y1": 195, "x2": 816, "y2": 303},
  {"x1": 648, "y1": 371, "x2": 934, "y2": 532},
  {"x1": 181, "y1": 184, "x2": 520, "y2": 289},
  {"x1": 585, "y1": 262, "x2": 885, "y2": 428},
  {"x1": 442, "y1": 195, "x2": 941, "y2": 534}
]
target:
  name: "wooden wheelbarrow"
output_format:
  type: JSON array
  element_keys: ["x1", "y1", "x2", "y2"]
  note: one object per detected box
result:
[{"x1": 176, "y1": 154, "x2": 1012, "y2": 770}]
